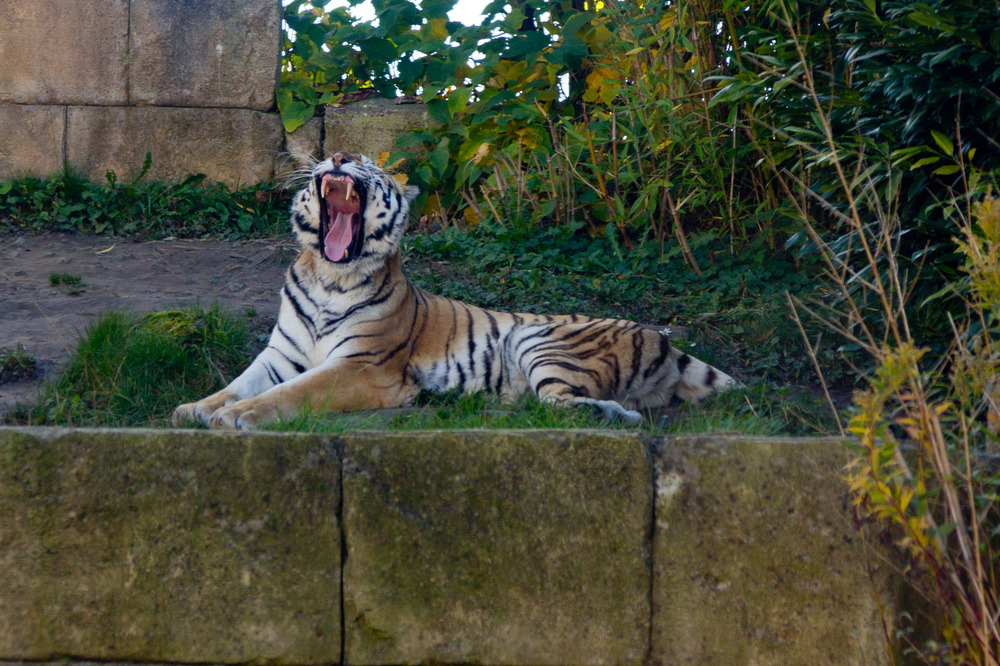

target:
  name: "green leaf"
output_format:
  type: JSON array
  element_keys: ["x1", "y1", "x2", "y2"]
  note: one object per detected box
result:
[
  {"x1": 447, "y1": 86, "x2": 473, "y2": 117},
  {"x1": 909, "y1": 156, "x2": 941, "y2": 170},
  {"x1": 426, "y1": 98, "x2": 452, "y2": 125},
  {"x1": 359, "y1": 37, "x2": 398, "y2": 64},
  {"x1": 930, "y1": 130, "x2": 953, "y2": 156},
  {"x1": 560, "y1": 11, "x2": 593, "y2": 38},
  {"x1": 932, "y1": 164, "x2": 961, "y2": 176},
  {"x1": 430, "y1": 140, "x2": 451, "y2": 176}
]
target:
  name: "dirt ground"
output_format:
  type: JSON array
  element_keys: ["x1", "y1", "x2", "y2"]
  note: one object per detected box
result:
[{"x1": 0, "y1": 232, "x2": 297, "y2": 414}]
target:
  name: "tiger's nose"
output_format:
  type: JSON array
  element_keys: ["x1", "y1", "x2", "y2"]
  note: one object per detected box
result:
[{"x1": 332, "y1": 153, "x2": 352, "y2": 167}]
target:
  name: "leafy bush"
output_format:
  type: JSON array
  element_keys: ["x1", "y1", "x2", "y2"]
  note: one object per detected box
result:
[
  {"x1": 280, "y1": 1, "x2": 776, "y2": 252},
  {"x1": 712, "y1": 0, "x2": 1000, "y2": 346}
]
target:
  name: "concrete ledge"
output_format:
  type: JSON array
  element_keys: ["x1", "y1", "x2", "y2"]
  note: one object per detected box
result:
[
  {"x1": 652, "y1": 436, "x2": 902, "y2": 665},
  {"x1": 0, "y1": 427, "x2": 909, "y2": 665},
  {"x1": 342, "y1": 430, "x2": 651, "y2": 665},
  {"x1": 0, "y1": 428, "x2": 340, "y2": 663}
]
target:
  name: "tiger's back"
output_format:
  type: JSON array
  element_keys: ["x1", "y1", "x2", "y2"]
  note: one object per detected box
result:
[{"x1": 173, "y1": 153, "x2": 735, "y2": 430}]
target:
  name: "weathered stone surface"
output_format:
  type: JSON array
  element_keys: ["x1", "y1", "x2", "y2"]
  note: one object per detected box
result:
[
  {"x1": 277, "y1": 116, "x2": 324, "y2": 184},
  {"x1": 66, "y1": 106, "x2": 283, "y2": 186},
  {"x1": 342, "y1": 430, "x2": 651, "y2": 665},
  {"x1": 0, "y1": 1, "x2": 128, "y2": 105},
  {"x1": 129, "y1": 0, "x2": 281, "y2": 110},
  {"x1": 325, "y1": 98, "x2": 431, "y2": 161},
  {"x1": 0, "y1": 104, "x2": 65, "y2": 178},
  {"x1": 652, "y1": 436, "x2": 904, "y2": 665},
  {"x1": 0, "y1": 427, "x2": 340, "y2": 663}
]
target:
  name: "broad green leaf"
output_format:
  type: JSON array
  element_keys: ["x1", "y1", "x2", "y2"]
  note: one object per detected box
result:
[
  {"x1": 426, "y1": 98, "x2": 452, "y2": 124},
  {"x1": 908, "y1": 156, "x2": 940, "y2": 170},
  {"x1": 930, "y1": 130, "x2": 953, "y2": 156},
  {"x1": 447, "y1": 86, "x2": 473, "y2": 117},
  {"x1": 359, "y1": 37, "x2": 398, "y2": 64},
  {"x1": 932, "y1": 164, "x2": 961, "y2": 176}
]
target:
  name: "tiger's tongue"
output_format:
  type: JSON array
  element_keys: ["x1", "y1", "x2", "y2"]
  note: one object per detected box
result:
[{"x1": 324, "y1": 212, "x2": 356, "y2": 262}]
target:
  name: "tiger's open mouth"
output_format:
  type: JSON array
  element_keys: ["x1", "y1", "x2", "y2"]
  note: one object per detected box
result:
[{"x1": 318, "y1": 173, "x2": 365, "y2": 263}]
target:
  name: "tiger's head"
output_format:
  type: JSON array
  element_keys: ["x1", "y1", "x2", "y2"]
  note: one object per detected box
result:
[{"x1": 290, "y1": 152, "x2": 418, "y2": 277}]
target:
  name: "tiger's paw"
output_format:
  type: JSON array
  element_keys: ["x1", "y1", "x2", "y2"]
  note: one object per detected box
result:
[
  {"x1": 171, "y1": 391, "x2": 238, "y2": 427},
  {"x1": 573, "y1": 397, "x2": 643, "y2": 425},
  {"x1": 207, "y1": 399, "x2": 278, "y2": 431}
]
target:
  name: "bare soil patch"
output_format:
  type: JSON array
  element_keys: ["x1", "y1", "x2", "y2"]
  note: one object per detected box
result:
[{"x1": 0, "y1": 232, "x2": 296, "y2": 414}]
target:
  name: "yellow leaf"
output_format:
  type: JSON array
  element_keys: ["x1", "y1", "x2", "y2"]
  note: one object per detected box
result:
[
  {"x1": 377, "y1": 151, "x2": 391, "y2": 167},
  {"x1": 472, "y1": 142, "x2": 490, "y2": 165},
  {"x1": 463, "y1": 206, "x2": 480, "y2": 227},
  {"x1": 421, "y1": 193, "x2": 442, "y2": 217},
  {"x1": 933, "y1": 401, "x2": 952, "y2": 415},
  {"x1": 428, "y1": 18, "x2": 449, "y2": 42},
  {"x1": 392, "y1": 172, "x2": 409, "y2": 185}
]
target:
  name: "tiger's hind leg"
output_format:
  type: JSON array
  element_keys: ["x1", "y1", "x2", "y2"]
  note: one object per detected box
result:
[{"x1": 533, "y1": 381, "x2": 643, "y2": 424}]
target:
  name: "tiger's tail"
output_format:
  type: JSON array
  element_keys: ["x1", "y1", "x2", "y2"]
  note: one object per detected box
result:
[{"x1": 671, "y1": 347, "x2": 738, "y2": 402}]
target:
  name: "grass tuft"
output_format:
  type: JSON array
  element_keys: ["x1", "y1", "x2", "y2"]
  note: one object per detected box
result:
[
  {"x1": 5, "y1": 306, "x2": 254, "y2": 427},
  {"x1": 0, "y1": 345, "x2": 38, "y2": 384}
]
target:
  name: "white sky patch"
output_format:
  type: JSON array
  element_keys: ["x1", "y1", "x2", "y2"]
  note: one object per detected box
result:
[{"x1": 284, "y1": 1, "x2": 491, "y2": 27}]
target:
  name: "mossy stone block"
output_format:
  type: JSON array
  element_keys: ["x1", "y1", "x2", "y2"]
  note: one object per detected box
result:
[
  {"x1": 66, "y1": 107, "x2": 283, "y2": 187},
  {"x1": 342, "y1": 430, "x2": 651, "y2": 665},
  {"x1": 129, "y1": 0, "x2": 281, "y2": 110},
  {"x1": 0, "y1": 427, "x2": 340, "y2": 663},
  {"x1": 0, "y1": 0, "x2": 128, "y2": 105},
  {"x1": 652, "y1": 436, "x2": 903, "y2": 665},
  {"x1": 0, "y1": 104, "x2": 65, "y2": 179},
  {"x1": 325, "y1": 98, "x2": 431, "y2": 161}
]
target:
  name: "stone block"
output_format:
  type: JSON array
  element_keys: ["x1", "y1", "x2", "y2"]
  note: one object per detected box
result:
[
  {"x1": 129, "y1": 0, "x2": 281, "y2": 110},
  {"x1": 341, "y1": 430, "x2": 651, "y2": 665},
  {"x1": 0, "y1": 0, "x2": 128, "y2": 105},
  {"x1": 0, "y1": 427, "x2": 341, "y2": 663},
  {"x1": 325, "y1": 98, "x2": 431, "y2": 162},
  {"x1": 0, "y1": 104, "x2": 65, "y2": 178},
  {"x1": 652, "y1": 436, "x2": 904, "y2": 665},
  {"x1": 66, "y1": 106, "x2": 283, "y2": 186},
  {"x1": 276, "y1": 115, "x2": 323, "y2": 185}
]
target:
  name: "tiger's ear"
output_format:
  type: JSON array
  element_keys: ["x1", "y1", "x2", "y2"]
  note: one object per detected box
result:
[{"x1": 403, "y1": 184, "x2": 420, "y2": 203}]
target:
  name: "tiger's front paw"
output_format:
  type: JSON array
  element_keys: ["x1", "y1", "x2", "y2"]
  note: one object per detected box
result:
[
  {"x1": 171, "y1": 391, "x2": 237, "y2": 427},
  {"x1": 207, "y1": 399, "x2": 278, "y2": 431}
]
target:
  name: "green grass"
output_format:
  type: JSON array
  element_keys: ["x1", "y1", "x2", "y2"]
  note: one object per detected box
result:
[
  {"x1": 49, "y1": 272, "x2": 85, "y2": 295},
  {"x1": 265, "y1": 383, "x2": 837, "y2": 436},
  {"x1": 0, "y1": 345, "x2": 38, "y2": 384},
  {"x1": 4, "y1": 306, "x2": 255, "y2": 427}
]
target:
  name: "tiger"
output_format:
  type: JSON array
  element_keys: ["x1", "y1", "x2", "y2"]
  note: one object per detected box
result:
[{"x1": 172, "y1": 152, "x2": 737, "y2": 430}]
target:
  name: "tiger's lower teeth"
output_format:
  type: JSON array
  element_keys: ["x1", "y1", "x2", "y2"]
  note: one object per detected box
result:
[{"x1": 343, "y1": 249, "x2": 348, "y2": 260}]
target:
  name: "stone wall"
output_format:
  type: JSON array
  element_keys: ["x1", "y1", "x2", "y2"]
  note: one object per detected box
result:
[
  {"x1": 0, "y1": 426, "x2": 925, "y2": 665},
  {"x1": 0, "y1": 1, "x2": 430, "y2": 187},
  {"x1": 0, "y1": 0, "x2": 283, "y2": 186}
]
